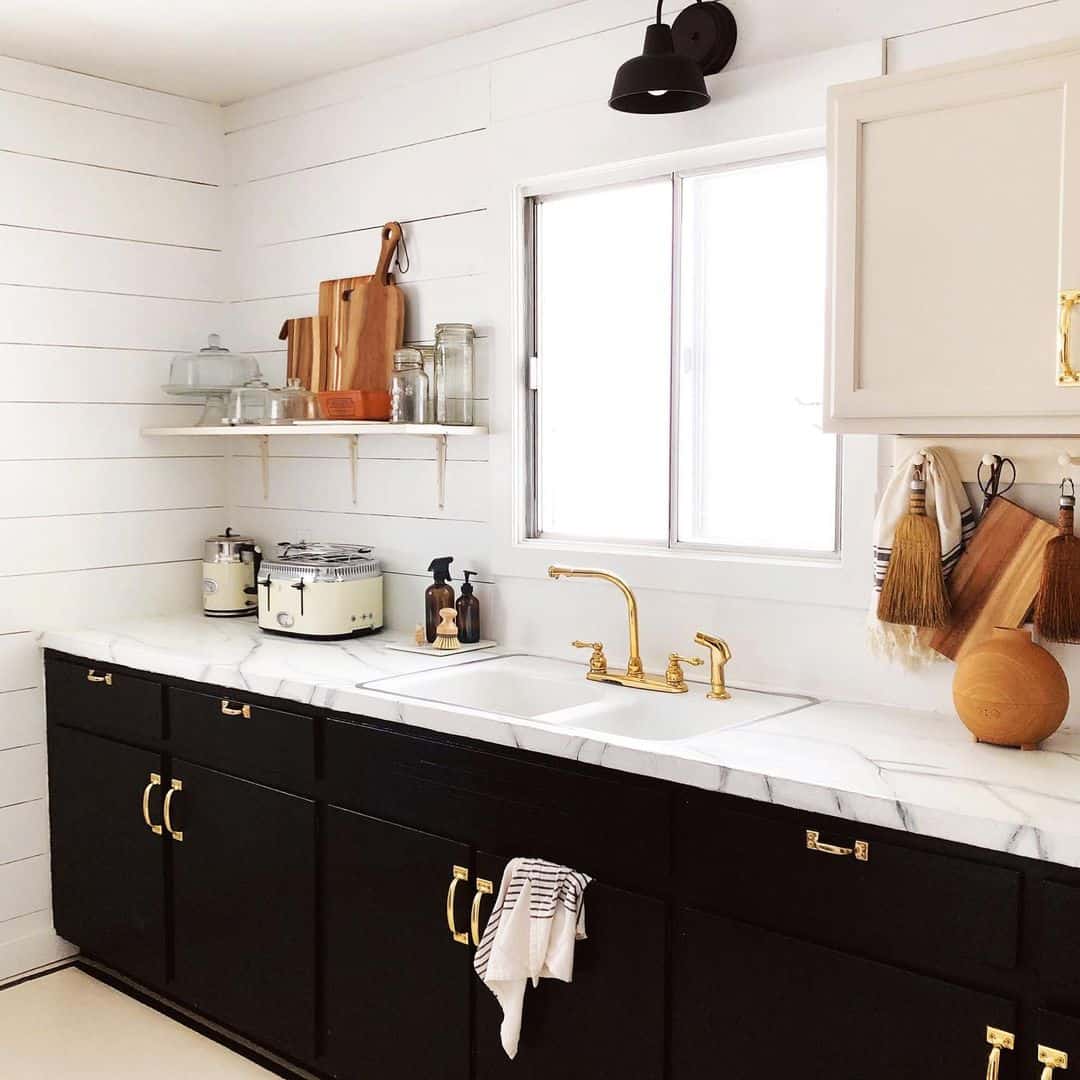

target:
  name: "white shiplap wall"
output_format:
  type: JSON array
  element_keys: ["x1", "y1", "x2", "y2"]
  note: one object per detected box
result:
[
  {"x1": 220, "y1": 0, "x2": 1080, "y2": 682},
  {"x1": 0, "y1": 57, "x2": 226, "y2": 982}
]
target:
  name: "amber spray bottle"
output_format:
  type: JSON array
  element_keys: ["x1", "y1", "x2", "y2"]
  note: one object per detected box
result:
[
  {"x1": 425, "y1": 557, "x2": 454, "y2": 643},
  {"x1": 456, "y1": 570, "x2": 481, "y2": 644}
]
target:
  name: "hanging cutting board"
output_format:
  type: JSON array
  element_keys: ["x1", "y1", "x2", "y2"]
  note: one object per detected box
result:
[
  {"x1": 923, "y1": 496, "x2": 1057, "y2": 661},
  {"x1": 317, "y1": 222, "x2": 405, "y2": 392}
]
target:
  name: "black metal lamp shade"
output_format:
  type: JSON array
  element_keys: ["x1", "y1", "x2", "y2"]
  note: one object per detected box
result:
[{"x1": 609, "y1": 1, "x2": 737, "y2": 115}]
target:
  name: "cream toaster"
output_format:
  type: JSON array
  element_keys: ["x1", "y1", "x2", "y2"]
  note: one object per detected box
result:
[{"x1": 257, "y1": 541, "x2": 383, "y2": 640}]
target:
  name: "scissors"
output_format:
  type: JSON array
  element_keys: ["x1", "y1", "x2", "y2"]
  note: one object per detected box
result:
[{"x1": 977, "y1": 454, "x2": 1016, "y2": 514}]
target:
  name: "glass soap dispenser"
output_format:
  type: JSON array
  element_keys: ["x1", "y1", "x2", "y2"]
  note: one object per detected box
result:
[{"x1": 390, "y1": 347, "x2": 428, "y2": 424}]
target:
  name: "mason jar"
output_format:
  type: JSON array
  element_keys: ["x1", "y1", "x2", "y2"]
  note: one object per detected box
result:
[
  {"x1": 434, "y1": 323, "x2": 475, "y2": 425},
  {"x1": 390, "y1": 348, "x2": 429, "y2": 424}
]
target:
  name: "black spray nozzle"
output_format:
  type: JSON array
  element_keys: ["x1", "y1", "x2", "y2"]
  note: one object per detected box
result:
[{"x1": 428, "y1": 556, "x2": 454, "y2": 583}]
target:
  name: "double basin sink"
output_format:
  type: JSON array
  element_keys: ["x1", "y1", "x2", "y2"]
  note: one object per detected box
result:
[{"x1": 366, "y1": 655, "x2": 812, "y2": 744}]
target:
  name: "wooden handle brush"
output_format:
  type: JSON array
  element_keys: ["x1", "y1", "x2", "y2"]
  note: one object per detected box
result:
[
  {"x1": 877, "y1": 463, "x2": 951, "y2": 628},
  {"x1": 1034, "y1": 479, "x2": 1080, "y2": 643}
]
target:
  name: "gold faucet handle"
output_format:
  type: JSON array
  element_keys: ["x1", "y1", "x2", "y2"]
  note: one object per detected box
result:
[
  {"x1": 572, "y1": 640, "x2": 608, "y2": 674},
  {"x1": 665, "y1": 653, "x2": 703, "y2": 688}
]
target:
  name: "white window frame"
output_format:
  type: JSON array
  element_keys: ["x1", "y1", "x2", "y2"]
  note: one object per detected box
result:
[{"x1": 492, "y1": 129, "x2": 881, "y2": 611}]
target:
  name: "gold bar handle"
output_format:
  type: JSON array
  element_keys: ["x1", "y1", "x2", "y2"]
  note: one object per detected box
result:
[
  {"x1": 471, "y1": 878, "x2": 493, "y2": 946},
  {"x1": 446, "y1": 865, "x2": 469, "y2": 945},
  {"x1": 221, "y1": 700, "x2": 251, "y2": 718},
  {"x1": 806, "y1": 829, "x2": 869, "y2": 861},
  {"x1": 141, "y1": 773, "x2": 162, "y2": 835},
  {"x1": 86, "y1": 670, "x2": 112, "y2": 685},
  {"x1": 1040, "y1": 1045, "x2": 1069, "y2": 1079},
  {"x1": 163, "y1": 778, "x2": 183, "y2": 842},
  {"x1": 1060, "y1": 290, "x2": 1080, "y2": 386},
  {"x1": 986, "y1": 1026, "x2": 1015, "y2": 1080}
]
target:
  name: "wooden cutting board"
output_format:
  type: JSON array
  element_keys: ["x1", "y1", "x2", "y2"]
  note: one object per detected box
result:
[
  {"x1": 318, "y1": 222, "x2": 405, "y2": 392},
  {"x1": 279, "y1": 315, "x2": 329, "y2": 391},
  {"x1": 924, "y1": 496, "x2": 1057, "y2": 661}
]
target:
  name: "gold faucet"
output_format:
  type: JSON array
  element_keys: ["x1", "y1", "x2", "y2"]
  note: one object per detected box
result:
[
  {"x1": 694, "y1": 631, "x2": 732, "y2": 700},
  {"x1": 549, "y1": 566, "x2": 690, "y2": 693}
]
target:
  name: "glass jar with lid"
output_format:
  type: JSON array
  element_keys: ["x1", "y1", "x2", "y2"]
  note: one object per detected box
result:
[
  {"x1": 225, "y1": 378, "x2": 271, "y2": 425},
  {"x1": 267, "y1": 378, "x2": 318, "y2": 424},
  {"x1": 434, "y1": 323, "x2": 475, "y2": 426},
  {"x1": 390, "y1": 348, "x2": 429, "y2": 424}
]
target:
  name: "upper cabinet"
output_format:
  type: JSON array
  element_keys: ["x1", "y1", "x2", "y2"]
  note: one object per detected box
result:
[{"x1": 826, "y1": 40, "x2": 1080, "y2": 434}]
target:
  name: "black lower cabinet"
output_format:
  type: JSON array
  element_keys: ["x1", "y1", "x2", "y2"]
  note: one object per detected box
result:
[
  {"x1": 323, "y1": 807, "x2": 473, "y2": 1080},
  {"x1": 168, "y1": 760, "x2": 316, "y2": 1063},
  {"x1": 473, "y1": 853, "x2": 667, "y2": 1079},
  {"x1": 673, "y1": 907, "x2": 1018, "y2": 1079},
  {"x1": 48, "y1": 725, "x2": 166, "y2": 987}
]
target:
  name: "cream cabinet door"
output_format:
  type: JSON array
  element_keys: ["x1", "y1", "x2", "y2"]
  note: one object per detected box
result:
[{"x1": 826, "y1": 40, "x2": 1080, "y2": 434}]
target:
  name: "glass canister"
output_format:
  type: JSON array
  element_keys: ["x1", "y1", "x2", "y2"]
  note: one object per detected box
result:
[
  {"x1": 267, "y1": 378, "x2": 318, "y2": 424},
  {"x1": 224, "y1": 378, "x2": 271, "y2": 425},
  {"x1": 417, "y1": 345, "x2": 436, "y2": 424},
  {"x1": 390, "y1": 348, "x2": 429, "y2": 424},
  {"x1": 434, "y1": 323, "x2": 475, "y2": 426}
]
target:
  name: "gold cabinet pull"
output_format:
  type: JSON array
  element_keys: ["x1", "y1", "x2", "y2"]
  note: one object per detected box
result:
[
  {"x1": 1060, "y1": 290, "x2": 1080, "y2": 385},
  {"x1": 163, "y1": 778, "x2": 183, "y2": 842},
  {"x1": 220, "y1": 699, "x2": 251, "y2": 718},
  {"x1": 446, "y1": 865, "x2": 469, "y2": 945},
  {"x1": 471, "y1": 878, "x2": 493, "y2": 946},
  {"x1": 86, "y1": 670, "x2": 112, "y2": 685},
  {"x1": 806, "y1": 829, "x2": 869, "y2": 861},
  {"x1": 986, "y1": 1026, "x2": 1015, "y2": 1080},
  {"x1": 141, "y1": 773, "x2": 162, "y2": 835},
  {"x1": 1040, "y1": 1045, "x2": 1069, "y2": 1080}
]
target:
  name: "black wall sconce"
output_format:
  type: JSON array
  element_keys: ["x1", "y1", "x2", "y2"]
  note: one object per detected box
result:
[{"x1": 609, "y1": 0, "x2": 738, "y2": 114}]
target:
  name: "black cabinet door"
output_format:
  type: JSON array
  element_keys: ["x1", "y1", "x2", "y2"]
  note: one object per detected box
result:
[
  {"x1": 473, "y1": 853, "x2": 666, "y2": 1079},
  {"x1": 47, "y1": 725, "x2": 166, "y2": 986},
  {"x1": 323, "y1": 807, "x2": 472, "y2": 1080},
  {"x1": 168, "y1": 759, "x2": 316, "y2": 1063},
  {"x1": 673, "y1": 907, "x2": 1018, "y2": 1080}
]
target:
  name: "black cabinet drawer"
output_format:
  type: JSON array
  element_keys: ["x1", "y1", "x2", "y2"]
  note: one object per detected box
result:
[
  {"x1": 1040, "y1": 881, "x2": 1080, "y2": 1013},
  {"x1": 674, "y1": 907, "x2": 1018, "y2": 1080},
  {"x1": 325, "y1": 719, "x2": 669, "y2": 890},
  {"x1": 168, "y1": 688, "x2": 315, "y2": 787},
  {"x1": 675, "y1": 791, "x2": 1020, "y2": 975},
  {"x1": 45, "y1": 655, "x2": 163, "y2": 742}
]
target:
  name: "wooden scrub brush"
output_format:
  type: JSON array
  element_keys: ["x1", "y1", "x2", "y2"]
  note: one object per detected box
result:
[
  {"x1": 433, "y1": 607, "x2": 461, "y2": 651},
  {"x1": 1035, "y1": 479, "x2": 1080, "y2": 643},
  {"x1": 877, "y1": 462, "x2": 951, "y2": 629}
]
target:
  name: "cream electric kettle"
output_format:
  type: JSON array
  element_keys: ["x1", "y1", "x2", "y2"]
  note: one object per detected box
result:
[{"x1": 202, "y1": 529, "x2": 261, "y2": 617}]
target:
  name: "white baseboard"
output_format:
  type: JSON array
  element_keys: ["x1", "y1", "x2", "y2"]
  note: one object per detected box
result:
[{"x1": 0, "y1": 930, "x2": 77, "y2": 987}]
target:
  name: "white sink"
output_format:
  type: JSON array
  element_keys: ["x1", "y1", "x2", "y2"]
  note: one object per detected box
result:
[{"x1": 365, "y1": 655, "x2": 812, "y2": 739}]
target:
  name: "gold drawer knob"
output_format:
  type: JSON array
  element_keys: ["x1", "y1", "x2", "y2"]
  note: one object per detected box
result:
[
  {"x1": 163, "y1": 778, "x2": 184, "y2": 842},
  {"x1": 220, "y1": 699, "x2": 251, "y2": 718},
  {"x1": 86, "y1": 670, "x2": 112, "y2": 685},
  {"x1": 806, "y1": 829, "x2": 869, "y2": 861},
  {"x1": 446, "y1": 865, "x2": 469, "y2": 945},
  {"x1": 471, "y1": 878, "x2": 493, "y2": 946},
  {"x1": 141, "y1": 773, "x2": 162, "y2": 835},
  {"x1": 986, "y1": 1026, "x2": 1015, "y2": 1080}
]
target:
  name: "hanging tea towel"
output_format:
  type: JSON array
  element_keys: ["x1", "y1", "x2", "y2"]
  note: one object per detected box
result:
[
  {"x1": 870, "y1": 447, "x2": 975, "y2": 666},
  {"x1": 474, "y1": 857, "x2": 592, "y2": 1059}
]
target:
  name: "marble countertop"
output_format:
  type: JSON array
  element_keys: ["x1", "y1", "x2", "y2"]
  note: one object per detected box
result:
[{"x1": 40, "y1": 613, "x2": 1080, "y2": 870}]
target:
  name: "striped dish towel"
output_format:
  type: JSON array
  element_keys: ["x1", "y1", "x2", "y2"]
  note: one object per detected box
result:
[
  {"x1": 869, "y1": 446, "x2": 975, "y2": 667},
  {"x1": 474, "y1": 857, "x2": 592, "y2": 1059}
]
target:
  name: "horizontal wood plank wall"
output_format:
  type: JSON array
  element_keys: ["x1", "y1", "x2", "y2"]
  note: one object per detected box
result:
[{"x1": 0, "y1": 59, "x2": 225, "y2": 982}]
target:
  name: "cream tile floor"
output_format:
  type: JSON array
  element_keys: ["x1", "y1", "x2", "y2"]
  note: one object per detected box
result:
[{"x1": 0, "y1": 967, "x2": 276, "y2": 1078}]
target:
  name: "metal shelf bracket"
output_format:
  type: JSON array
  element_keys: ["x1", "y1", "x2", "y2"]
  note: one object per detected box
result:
[{"x1": 434, "y1": 434, "x2": 447, "y2": 510}]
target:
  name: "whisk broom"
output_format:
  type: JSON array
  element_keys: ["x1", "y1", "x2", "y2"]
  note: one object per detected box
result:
[
  {"x1": 877, "y1": 462, "x2": 951, "y2": 629},
  {"x1": 1034, "y1": 479, "x2": 1080, "y2": 643}
]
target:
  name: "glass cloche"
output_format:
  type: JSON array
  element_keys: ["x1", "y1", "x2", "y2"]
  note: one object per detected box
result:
[{"x1": 164, "y1": 334, "x2": 262, "y2": 393}]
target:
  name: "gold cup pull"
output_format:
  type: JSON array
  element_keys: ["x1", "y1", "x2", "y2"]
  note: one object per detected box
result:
[
  {"x1": 141, "y1": 773, "x2": 162, "y2": 835},
  {"x1": 986, "y1": 1026, "x2": 1015, "y2": 1080},
  {"x1": 471, "y1": 878, "x2": 493, "y2": 946},
  {"x1": 221, "y1": 700, "x2": 251, "y2": 718},
  {"x1": 806, "y1": 829, "x2": 869, "y2": 861},
  {"x1": 1040, "y1": 1045, "x2": 1069, "y2": 1079},
  {"x1": 163, "y1": 778, "x2": 183, "y2": 842},
  {"x1": 572, "y1": 640, "x2": 608, "y2": 675},
  {"x1": 86, "y1": 670, "x2": 112, "y2": 685},
  {"x1": 1060, "y1": 291, "x2": 1080, "y2": 386},
  {"x1": 446, "y1": 865, "x2": 469, "y2": 945}
]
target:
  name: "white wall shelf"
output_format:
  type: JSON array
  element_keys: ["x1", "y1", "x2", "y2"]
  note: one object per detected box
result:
[{"x1": 141, "y1": 424, "x2": 488, "y2": 507}]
